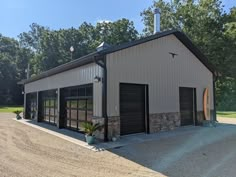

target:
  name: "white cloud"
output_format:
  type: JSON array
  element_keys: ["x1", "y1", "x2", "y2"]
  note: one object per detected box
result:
[{"x1": 96, "y1": 19, "x2": 113, "y2": 24}]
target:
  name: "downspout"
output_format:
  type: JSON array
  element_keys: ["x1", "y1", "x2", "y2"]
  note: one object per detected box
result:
[
  {"x1": 213, "y1": 73, "x2": 218, "y2": 122},
  {"x1": 94, "y1": 56, "x2": 108, "y2": 142}
]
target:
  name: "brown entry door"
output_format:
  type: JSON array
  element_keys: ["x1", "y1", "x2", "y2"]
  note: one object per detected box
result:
[
  {"x1": 179, "y1": 87, "x2": 196, "y2": 126},
  {"x1": 120, "y1": 84, "x2": 146, "y2": 135}
]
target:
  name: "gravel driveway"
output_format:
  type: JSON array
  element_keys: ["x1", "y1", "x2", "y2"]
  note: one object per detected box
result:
[
  {"x1": 0, "y1": 113, "x2": 161, "y2": 177},
  {"x1": 1, "y1": 113, "x2": 236, "y2": 177}
]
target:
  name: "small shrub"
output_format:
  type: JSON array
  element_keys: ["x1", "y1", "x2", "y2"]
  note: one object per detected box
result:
[
  {"x1": 13, "y1": 110, "x2": 22, "y2": 115},
  {"x1": 81, "y1": 122, "x2": 102, "y2": 136}
]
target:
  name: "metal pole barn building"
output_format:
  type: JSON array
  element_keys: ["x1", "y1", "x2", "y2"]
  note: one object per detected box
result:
[{"x1": 21, "y1": 29, "x2": 217, "y2": 141}]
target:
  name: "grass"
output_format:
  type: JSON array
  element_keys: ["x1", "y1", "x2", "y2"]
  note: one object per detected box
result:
[
  {"x1": 217, "y1": 111, "x2": 236, "y2": 118},
  {"x1": 0, "y1": 106, "x2": 23, "y2": 113}
]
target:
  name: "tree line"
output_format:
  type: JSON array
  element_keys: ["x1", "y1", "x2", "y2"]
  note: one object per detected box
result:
[{"x1": 0, "y1": 0, "x2": 235, "y2": 110}]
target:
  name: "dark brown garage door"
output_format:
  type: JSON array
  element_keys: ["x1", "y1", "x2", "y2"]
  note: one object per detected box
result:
[
  {"x1": 179, "y1": 87, "x2": 196, "y2": 126},
  {"x1": 120, "y1": 84, "x2": 146, "y2": 135}
]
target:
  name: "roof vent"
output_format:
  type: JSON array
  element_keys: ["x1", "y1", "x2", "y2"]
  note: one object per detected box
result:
[
  {"x1": 96, "y1": 42, "x2": 111, "y2": 52},
  {"x1": 154, "y1": 8, "x2": 161, "y2": 34}
]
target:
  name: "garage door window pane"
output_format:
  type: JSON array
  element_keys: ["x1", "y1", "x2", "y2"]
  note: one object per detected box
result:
[
  {"x1": 87, "y1": 99, "x2": 93, "y2": 110},
  {"x1": 54, "y1": 108, "x2": 58, "y2": 116},
  {"x1": 46, "y1": 100, "x2": 50, "y2": 107},
  {"x1": 50, "y1": 109, "x2": 55, "y2": 116},
  {"x1": 45, "y1": 115, "x2": 49, "y2": 121},
  {"x1": 86, "y1": 86, "x2": 92, "y2": 97},
  {"x1": 87, "y1": 110, "x2": 93, "y2": 122},
  {"x1": 78, "y1": 100, "x2": 86, "y2": 109},
  {"x1": 71, "y1": 100, "x2": 77, "y2": 108},
  {"x1": 78, "y1": 110, "x2": 86, "y2": 121},
  {"x1": 71, "y1": 120, "x2": 77, "y2": 129},
  {"x1": 78, "y1": 88, "x2": 86, "y2": 97},
  {"x1": 66, "y1": 109, "x2": 70, "y2": 118},
  {"x1": 66, "y1": 101, "x2": 70, "y2": 108},
  {"x1": 50, "y1": 99, "x2": 54, "y2": 107},
  {"x1": 46, "y1": 108, "x2": 50, "y2": 115},
  {"x1": 71, "y1": 109, "x2": 77, "y2": 120},
  {"x1": 67, "y1": 119, "x2": 70, "y2": 127},
  {"x1": 71, "y1": 88, "x2": 78, "y2": 97}
]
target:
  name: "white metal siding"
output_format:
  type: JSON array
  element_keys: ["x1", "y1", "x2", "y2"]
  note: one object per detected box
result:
[
  {"x1": 25, "y1": 63, "x2": 103, "y2": 117},
  {"x1": 107, "y1": 34, "x2": 214, "y2": 116}
]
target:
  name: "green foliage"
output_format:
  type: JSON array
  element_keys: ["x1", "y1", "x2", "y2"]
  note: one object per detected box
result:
[
  {"x1": 0, "y1": 106, "x2": 23, "y2": 113},
  {"x1": 13, "y1": 110, "x2": 22, "y2": 115},
  {"x1": 81, "y1": 122, "x2": 102, "y2": 136},
  {"x1": 216, "y1": 77, "x2": 236, "y2": 110},
  {"x1": 217, "y1": 111, "x2": 236, "y2": 118},
  {"x1": 0, "y1": 35, "x2": 31, "y2": 105},
  {"x1": 19, "y1": 19, "x2": 138, "y2": 73}
]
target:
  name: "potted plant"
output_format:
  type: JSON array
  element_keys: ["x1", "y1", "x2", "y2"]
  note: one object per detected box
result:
[
  {"x1": 82, "y1": 122, "x2": 101, "y2": 145},
  {"x1": 13, "y1": 110, "x2": 22, "y2": 120}
]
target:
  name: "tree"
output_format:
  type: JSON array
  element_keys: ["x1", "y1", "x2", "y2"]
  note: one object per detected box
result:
[
  {"x1": 18, "y1": 23, "x2": 49, "y2": 52},
  {"x1": 18, "y1": 19, "x2": 138, "y2": 72},
  {"x1": 0, "y1": 35, "x2": 31, "y2": 105},
  {"x1": 96, "y1": 18, "x2": 138, "y2": 45}
]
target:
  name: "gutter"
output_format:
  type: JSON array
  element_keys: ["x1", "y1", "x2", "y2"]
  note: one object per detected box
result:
[{"x1": 94, "y1": 56, "x2": 108, "y2": 142}]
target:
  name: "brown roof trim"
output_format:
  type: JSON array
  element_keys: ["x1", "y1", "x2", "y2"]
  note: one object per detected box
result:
[{"x1": 22, "y1": 29, "x2": 216, "y2": 84}]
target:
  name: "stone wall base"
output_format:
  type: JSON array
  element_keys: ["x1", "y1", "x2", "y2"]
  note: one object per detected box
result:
[
  {"x1": 149, "y1": 112, "x2": 180, "y2": 133},
  {"x1": 93, "y1": 110, "x2": 215, "y2": 141},
  {"x1": 92, "y1": 116, "x2": 120, "y2": 141},
  {"x1": 197, "y1": 110, "x2": 215, "y2": 125},
  {"x1": 92, "y1": 117, "x2": 104, "y2": 140},
  {"x1": 197, "y1": 111, "x2": 204, "y2": 125},
  {"x1": 107, "y1": 116, "x2": 120, "y2": 140}
]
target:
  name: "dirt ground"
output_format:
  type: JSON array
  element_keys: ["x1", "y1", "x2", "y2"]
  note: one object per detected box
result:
[
  {"x1": 0, "y1": 113, "x2": 162, "y2": 177},
  {"x1": 1, "y1": 113, "x2": 236, "y2": 177}
]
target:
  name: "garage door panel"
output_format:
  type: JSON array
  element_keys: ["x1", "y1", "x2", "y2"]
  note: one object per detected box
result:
[
  {"x1": 179, "y1": 87, "x2": 196, "y2": 126},
  {"x1": 120, "y1": 114, "x2": 144, "y2": 119},
  {"x1": 120, "y1": 84, "x2": 146, "y2": 135}
]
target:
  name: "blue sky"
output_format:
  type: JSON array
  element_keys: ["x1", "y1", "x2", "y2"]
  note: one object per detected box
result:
[{"x1": 0, "y1": 0, "x2": 235, "y2": 38}]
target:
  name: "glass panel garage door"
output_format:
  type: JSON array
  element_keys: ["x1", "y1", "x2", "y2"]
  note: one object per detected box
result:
[
  {"x1": 42, "y1": 90, "x2": 57, "y2": 125},
  {"x1": 26, "y1": 93, "x2": 37, "y2": 119},
  {"x1": 64, "y1": 84, "x2": 93, "y2": 132}
]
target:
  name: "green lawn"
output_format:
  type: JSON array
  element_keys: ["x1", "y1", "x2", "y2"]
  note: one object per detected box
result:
[
  {"x1": 217, "y1": 111, "x2": 236, "y2": 118},
  {"x1": 0, "y1": 106, "x2": 23, "y2": 113}
]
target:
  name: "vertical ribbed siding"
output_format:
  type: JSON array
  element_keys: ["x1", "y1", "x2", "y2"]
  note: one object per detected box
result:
[
  {"x1": 25, "y1": 63, "x2": 103, "y2": 117},
  {"x1": 107, "y1": 34, "x2": 214, "y2": 116}
]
